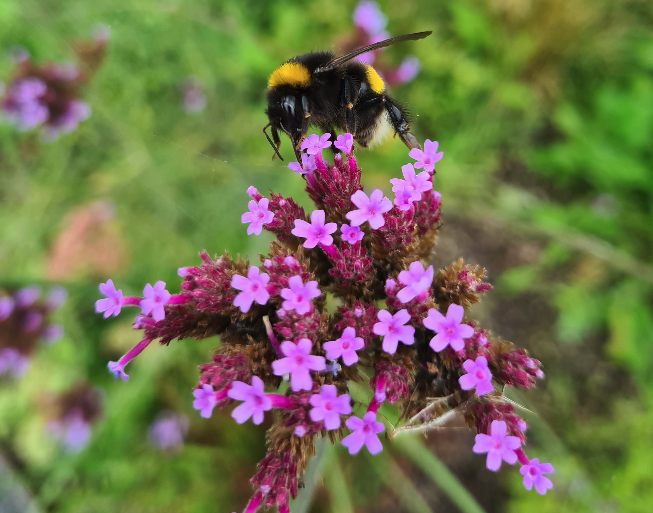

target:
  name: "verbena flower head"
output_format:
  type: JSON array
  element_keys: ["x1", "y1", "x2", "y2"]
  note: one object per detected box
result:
[
  {"x1": 93, "y1": 133, "x2": 551, "y2": 512},
  {"x1": 0, "y1": 285, "x2": 66, "y2": 378},
  {"x1": 0, "y1": 32, "x2": 106, "y2": 139}
]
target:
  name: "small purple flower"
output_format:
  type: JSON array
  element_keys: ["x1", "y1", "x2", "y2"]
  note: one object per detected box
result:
[
  {"x1": 242, "y1": 198, "x2": 275, "y2": 236},
  {"x1": 0, "y1": 348, "x2": 29, "y2": 378},
  {"x1": 107, "y1": 361, "x2": 129, "y2": 380},
  {"x1": 309, "y1": 385, "x2": 352, "y2": 430},
  {"x1": 459, "y1": 356, "x2": 494, "y2": 396},
  {"x1": 353, "y1": 1, "x2": 388, "y2": 35},
  {"x1": 271, "y1": 338, "x2": 326, "y2": 392},
  {"x1": 409, "y1": 139, "x2": 443, "y2": 174},
  {"x1": 228, "y1": 376, "x2": 273, "y2": 425},
  {"x1": 334, "y1": 133, "x2": 354, "y2": 156},
  {"x1": 341, "y1": 411, "x2": 385, "y2": 455},
  {"x1": 393, "y1": 189, "x2": 417, "y2": 211},
  {"x1": 396, "y1": 261, "x2": 434, "y2": 303},
  {"x1": 193, "y1": 384, "x2": 218, "y2": 419},
  {"x1": 291, "y1": 210, "x2": 337, "y2": 248},
  {"x1": 140, "y1": 281, "x2": 171, "y2": 322},
  {"x1": 14, "y1": 286, "x2": 41, "y2": 308},
  {"x1": 473, "y1": 420, "x2": 522, "y2": 471},
  {"x1": 22, "y1": 311, "x2": 42, "y2": 332},
  {"x1": 280, "y1": 276, "x2": 321, "y2": 315},
  {"x1": 390, "y1": 164, "x2": 432, "y2": 198},
  {"x1": 373, "y1": 309, "x2": 415, "y2": 354},
  {"x1": 148, "y1": 411, "x2": 189, "y2": 451},
  {"x1": 0, "y1": 296, "x2": 15, "y2": 321},
  {"x1": 340, "y1": 224, "x2": 364, "y2": 244},
  {"x1": 346, "y1": 189, "x2": 392, "y2": 230},
  {"x1": 48, "y1": 410, "x2": 91, "y2": 453},
  {"x1": 423, "y1": 304, "x2": 474, "y2": 352},
  {"x1": 323, "y1": 327, "x2": 365, "y2": 366},
  {"x1": 41, "y1": 324, "x2": 64, "y2": 345},
  {"x1": 393, "y1": 56, "x2": 421, "y2": 84},
  {"x1": 300, "y1": 133, "x2": 332, "y2": 155},
  {"x1": 2, "y1": 78, "x2": 49, "y2": 131},
  {"x1": 520, "y1": 459, "x2": 554, "y2": 495},
  {"x1": 43, "y1": 100, "x2": 91, "y2": 140},
  {"x1": 288, "y1": 153, "x2": 317, "y2": 174},
  {"x1": 231, "y1": 267, "x2": 271, "y2": 313},
  {"x1": 95, "y1": 280, "x2": 123, "y2": 318},
  {"x1": 181, "y1": 78, "x2": 206, "y2": 114},
  {"x1": 45, "y1": 286, "x2": 67, "y2": 311}
]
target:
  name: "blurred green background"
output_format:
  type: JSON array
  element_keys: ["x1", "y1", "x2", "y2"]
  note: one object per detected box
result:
[{"x1": 1, "y1": 0, "x2": 653, "y2": 512}]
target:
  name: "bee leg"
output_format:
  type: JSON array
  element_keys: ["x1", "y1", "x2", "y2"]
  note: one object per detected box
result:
[
  {"x1": 384, "y1": 98, "x2": 422, "y2": 151},
  {"x1": 342, "y1": 77, "x2": 357, "y2": 134}
]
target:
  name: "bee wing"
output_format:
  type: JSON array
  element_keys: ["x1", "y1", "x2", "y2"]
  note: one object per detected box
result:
[{"x1": 315, "y1": 31, "x2": 432, "y2": 73}]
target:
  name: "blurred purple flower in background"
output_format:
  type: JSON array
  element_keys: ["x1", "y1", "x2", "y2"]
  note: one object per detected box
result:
[
  {"x1": 181, "y1": 77, "x2": 207, "y2": 114},
  {"x1": 148, "y1": 411, "x2": 189, "y2": 451}
]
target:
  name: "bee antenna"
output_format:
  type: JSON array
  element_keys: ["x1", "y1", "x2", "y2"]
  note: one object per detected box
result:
[{"x1": 263, "y1": 124, "x2": 284, "y2": 161}]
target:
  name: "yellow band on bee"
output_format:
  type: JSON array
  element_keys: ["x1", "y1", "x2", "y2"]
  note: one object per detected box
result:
[
  {"x1": 268, "y1": 62, "x2": 312, "y2": 88},
  {"x1": 365, "y1": 65, "x2": 385, "y2": 94}
]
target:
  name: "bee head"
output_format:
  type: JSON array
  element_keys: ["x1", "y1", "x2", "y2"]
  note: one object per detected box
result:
[{"x1": 265, "y1": 92, "x2": 307, "y2": 160}]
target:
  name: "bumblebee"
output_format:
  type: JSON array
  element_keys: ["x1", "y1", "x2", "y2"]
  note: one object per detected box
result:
[{"x1": 263, "y1": 31, "x2": 432, "y2": 161}]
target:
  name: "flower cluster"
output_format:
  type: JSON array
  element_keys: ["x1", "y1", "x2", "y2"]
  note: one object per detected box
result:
[
  {"x1": 0, "y1": 285, "x2": 66, "y2": 378},
  {"x1": 96, "y1": 134, "x2": 553, "y2": 512},
  {"x1": 0, "y1": 27, "x2": 108, "y2": 139},
  {"x1": 347, "y1": 1, "x2": 421, "y2": 86}
]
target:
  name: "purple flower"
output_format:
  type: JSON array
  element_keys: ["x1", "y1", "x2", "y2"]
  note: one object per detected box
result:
[
  {"x1": 47, "y1": 410, "x2": 91, "y2": 453},
  {"x1": 390, "y1": 164, "x2": 432, "y2": 198},
  {"x1": 280, "y1": 276, "x2": 321, "y2": 315},
  {"x1": 2, "y1": 78, "x2": 49, "y2": 131},
  {"x1": 45, "y1": 286, "x2": 67, "y2": 311},
  {"x1": 107, "y1": 361, "x2": 129, "y2": 380},
  {"x1": 0, "y1": 296, "x2": 15, "y2": 321},
  {"x1": 346, "y1": 189, "x2": 392, "y2": 230},
  {"x1": 291, "y1": 210, "x2": 337, "y2": 248},
  {"x1": 340, "y1": 224, "x2": 364, "y2": 244},
  {"x1": 193, "y1": 384, "x2": 218, "y2": 418},
  {"x1": 22, "y1": 312, "x2": 42, "y2": 332},
  {"x1": 459, "y1": 356, "x2": 494, "y2": 396},
  {"x1": 288, "y1": 153, "x2": 317, "y2": 174},
  {"x1": 473, "y1": 420, "x2": 521, "y2": 471},
  {"x1": 520, "y1": 459, "x2": 554, "y2": 495},
  {"x1": 42, "y1": 324, "x2": 64, "y2": 345},
  {"x1": 0, "y1": 348, "x2": 29, "y2": 378},
  {"x1": 228, "y1": 376, "x2": 273, "y2": 425},
  {"x1": 393, "y1": 56, "x2": 421, "y2": 84},
  {"x1": 43, "y1": 100, "x2": 91, "y2": 140},
  {"x1": 300, "y1": 133, "x2": 332, "y2": 155},
  {"x1": 409, "y1": 139, "x2": 443, "y2": 174},
  {"x1": 353, "y1": 1, "x2": 387, "y2": 35},
  {"x1": 231, "y1": 267, "x2": 271, "y2": 313},
  {"x1": 393, "y1": 189, "x2": 417, "y2": 211},
  {"x1": 396, "y1": 261, "x2": 434, "y2": 303},
  {"x1": 423, "y1": 304, "x2": 474, "y2": 352},
  {"x1": 334, "y1": 133, "x2": 354, "y2": 156},
  {"x1": 323, "y1": 327, "x2": 365, "y2": 366},
  {"x1": 271, "y1": 338, "x2": 326, "y2": 392},
  {"x1": 95, "y1": 280, "x2": 123, "y2": 318},
  {"x1": 373, "y1": 309, "x2": 415, "y2": 354},
  {"x1": 140, "y1": 281, "x2": 171, "y2": 322},
  {"x1": 181, "y1": 78, "x2": 206, "y2": 114},
  {"x1": 14, "y1": 286, "x2": 40, "y2": 308},
  {"x1": 309, "y1": 385, "x2": 352, "y2": 430},
  {"x1": 341, "y1": 411, "x2": 385, "y2": 455},
  {"x1": 148, "y1": 411, "x2": 189, "y2": 450},
  {"x1": 242, "y1": 198, "x2": 275, "y2": 236}
]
